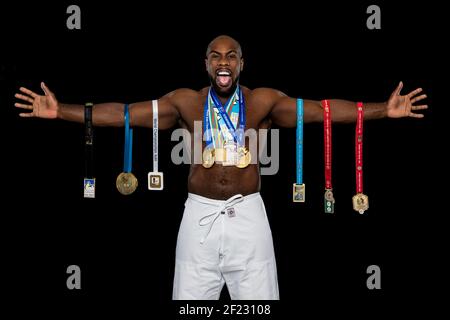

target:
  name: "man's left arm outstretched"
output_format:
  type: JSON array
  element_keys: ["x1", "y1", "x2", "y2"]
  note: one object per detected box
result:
[{"x1": 268, "y1": 81, "x2": 428, "y2": 126}]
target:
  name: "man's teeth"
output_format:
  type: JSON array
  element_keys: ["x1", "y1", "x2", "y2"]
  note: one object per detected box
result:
[{"x1": 218, "y1": 71, "x2": 230, "y2": 76}]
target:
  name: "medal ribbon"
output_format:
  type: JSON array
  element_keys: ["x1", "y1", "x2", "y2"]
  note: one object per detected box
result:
[
  {"x1": 84, "y1": 103, "x2": 94, "y2": 178},
  {"x1": 296, "y1": 99, "x2": 304, "y2": 184},
  {"x1": 210, "y1": 90, "x2": 238, "y2": 147},
  {"x1": 355, "y1": 102, "x2": 364, "y2": 194},
  {"x1": 123, "y1": 104, "x2": 133, "y2": 173},
  {"x1": 322, "y1": 100, "x2": 332, "y2": 190},
  {"x1": 205, "y1": 86, "x2": 245, "y2": 148},
  {"x1": 152, "y1": 100, "x2": 159, "y2": 172}
]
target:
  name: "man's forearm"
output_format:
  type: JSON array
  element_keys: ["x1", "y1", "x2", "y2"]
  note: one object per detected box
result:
[
  {"x1": 58, "y1": 102, "x2": 125, "y2": 127},
  {"x1": 329, "y1": 99, "x2": 387, "y2": 123}
]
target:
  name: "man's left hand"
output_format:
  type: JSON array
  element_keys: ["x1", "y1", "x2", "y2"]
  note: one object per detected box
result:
[{"x1": 387, "y1": 81, "x2": 428, "y2": 118}]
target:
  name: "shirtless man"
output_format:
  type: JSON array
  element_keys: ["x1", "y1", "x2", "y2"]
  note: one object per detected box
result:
[{"x1": 14, "y1": 35, "x2": 428, "y2": 300}]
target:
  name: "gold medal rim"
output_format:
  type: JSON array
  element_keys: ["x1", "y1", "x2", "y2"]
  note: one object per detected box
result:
[
  {"x1": 236, "y1": 148, "x2": 251, "y2": 169},
  {"x1": 202, "y1": 148, "x2": 215, "y2": 168},
  {"x1": 352, "y1": 193, "x2": 369, "y2": 212},
  {"x1": 292, "y1": 183, "x2": 306, "y2": 203},
  {"x1": 116, "y1": 172, "x2": 138, "y2": 195}
]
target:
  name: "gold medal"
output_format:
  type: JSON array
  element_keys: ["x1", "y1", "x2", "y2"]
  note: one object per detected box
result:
[
  {"x1": 236, "y1": 147, "x2": 251, "y2": 168},
  {"x1": 202, "y1": 148, "x2": 215, "y2": 168},
  {"x1": 293, "y1": 183, "x2": 305, "y2": 202},
  {"x1": 352, "y1": 193, "x2": 369, "y2": 214},
  {"x1": 116, "y1": 172, "x2": 138, "y2": 195}
]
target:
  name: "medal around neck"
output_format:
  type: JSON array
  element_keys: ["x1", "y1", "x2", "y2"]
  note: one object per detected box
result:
[
  {"x1": 203, "y1": 86, "x2": 247, "y2": 169},
  {"x1": 236, "y1": 146, "x2": 251, "y2": 168},
  {"x1": 202, "y1": 148, "x2": 215, "y2": 168}
]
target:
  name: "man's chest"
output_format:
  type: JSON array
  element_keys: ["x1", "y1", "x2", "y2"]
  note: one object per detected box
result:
[{"x1": 180, "y1": 94, "x2": 271, "y2": 132}]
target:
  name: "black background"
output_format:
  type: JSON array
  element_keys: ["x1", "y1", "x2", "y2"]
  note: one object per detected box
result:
[{"x1": 1, "y1": 0, "x2": 446, "y2": 318}]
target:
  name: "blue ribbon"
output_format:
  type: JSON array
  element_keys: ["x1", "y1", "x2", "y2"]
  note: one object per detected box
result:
[
  {"x1": 205, "y1": 86, "x2": 246, "y2": 148},
  {"x1": 123, "y1": 104, "x2": 133, "y2": 173},
  {"x1": 296, "y1": 99, "x2": 304, "y2": 184}
]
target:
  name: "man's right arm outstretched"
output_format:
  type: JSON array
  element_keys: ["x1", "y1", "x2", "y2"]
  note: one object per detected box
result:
[{"x1": 15, "y1": 82, "x2": 181, "y2": 129}]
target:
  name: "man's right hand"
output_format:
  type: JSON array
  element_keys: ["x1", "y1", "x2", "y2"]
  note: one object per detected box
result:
[{"x1": 15, "y1": 82, "x2": 58, "y2": 119}]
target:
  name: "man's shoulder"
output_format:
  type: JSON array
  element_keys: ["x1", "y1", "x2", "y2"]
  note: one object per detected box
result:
[
  {"x1": 245, "y1": 87, "x2": 285, "y2": 106},
  {"x1": 170, "y1": 88, "x2": 205, "y2": 98},
  {"x1": 246, "y1": 87, "x2": 283, "y2": 98}
]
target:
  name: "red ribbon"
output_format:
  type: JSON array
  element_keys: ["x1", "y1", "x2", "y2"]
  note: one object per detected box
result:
[
  {"x1": 322, "y1": 100, "x2": 332, "y2": 190},
  {"x1": 355, "y1": 102, "x2": 364, "y2": 194}
]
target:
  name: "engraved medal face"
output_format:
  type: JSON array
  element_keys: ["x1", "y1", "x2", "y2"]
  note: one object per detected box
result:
[
  {"x1": 83, "y1": 178, "x2": 96, "y2": 199},
  {"x1": 202, "y1": 148, "x2": 215, "y2": 168},
  {"x1": 148, "y1": 172, "x2": 164, "y2": 190},
  {"x1": 116, "y1": 172, "x2": 138, "y2": 195},
  {"x1": 293, "y1": 183, "x2": 306, "y2": 202},
  {"x1": 236, "y1": 147, "x2": 251, "y2": 169},
  {"x1": 352, "y1": 193, "x2": 369, "y2": 214}
]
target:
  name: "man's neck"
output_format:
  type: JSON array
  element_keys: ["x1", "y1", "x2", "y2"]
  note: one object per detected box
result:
[{"x1": 211, "y1": 84, "x2": 238, "y2": 105}]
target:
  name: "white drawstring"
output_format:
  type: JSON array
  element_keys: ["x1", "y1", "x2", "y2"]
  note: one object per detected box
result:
[{"x1": 199, "y1": 194, "x2": 244, "y2": 244}]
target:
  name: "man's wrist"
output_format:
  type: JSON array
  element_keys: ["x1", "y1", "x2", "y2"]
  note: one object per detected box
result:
[{"x1": 381, "y1": 101, "x2": 389, "y2": 118}]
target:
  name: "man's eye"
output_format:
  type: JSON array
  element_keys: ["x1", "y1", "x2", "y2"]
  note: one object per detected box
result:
[
  {"x1": 211, "y1": 54, "x2": 219, "y2": 59},
  {"x1": 228, "y1": 54, "x2": 237, "y2": 59}
]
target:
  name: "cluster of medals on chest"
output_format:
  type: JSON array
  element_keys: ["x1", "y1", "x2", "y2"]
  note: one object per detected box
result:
[{"x1": 202, "y1": 87, "x2": 251, "y2": 169}]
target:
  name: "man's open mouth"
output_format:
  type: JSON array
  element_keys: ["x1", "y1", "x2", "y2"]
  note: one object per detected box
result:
[{"x1": 216, "y1": 69, "x2": 232, "y2": 87}]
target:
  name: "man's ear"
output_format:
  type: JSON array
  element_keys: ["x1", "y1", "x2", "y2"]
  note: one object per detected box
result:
[
  {"x1": 205, "y1": 58, "x2": 209, "y2": 71},
  {"x1": 240, "y1": 58, "x2": 244, "y2": 71}
]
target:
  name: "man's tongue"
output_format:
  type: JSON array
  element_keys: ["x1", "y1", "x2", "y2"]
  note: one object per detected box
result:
[{"x1": 217, "y1": 75, "x2": 232, "y2": 87}]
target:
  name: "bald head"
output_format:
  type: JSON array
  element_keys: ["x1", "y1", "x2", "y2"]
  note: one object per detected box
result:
[{"x1": 206, "y1": 35, "x2": 242, "y2": 57}]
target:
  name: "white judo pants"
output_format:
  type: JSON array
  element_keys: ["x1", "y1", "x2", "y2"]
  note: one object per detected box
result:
[{"x1": 173, "y1": 192, "x2": 279, "y2": 300}]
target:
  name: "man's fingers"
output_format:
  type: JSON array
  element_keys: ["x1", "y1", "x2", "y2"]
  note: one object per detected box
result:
[
  {"x1": 19, "y1": 87, "x2": 38, "y2": 98},
  {"x1": 411, "y1": 104, "x2": 428, "y2": 111},
  {"x1": 14, "y1": 102, "x2": 33, "y2": 110},
  {"x1": 15, "y1": 93, "x2": 34, "y2": 104},
  {"x1": 407, "y1": 88, "x2": 423, "y2": 99},
  {"x1": 391, "y1": 81, "x2": 403, "y2": 97},
  {"x1": 41, "y1": 82, "x2": 51, "y2": 96},
  {"x1": 19, "y1": 112, "x2": 35, "y2": 118},
  {"x1": 409, "y1": 112, "x2": 424, "y2": 118},
  {"x1": 410, "y1": 94, "x2": 427, "y2": 104}
]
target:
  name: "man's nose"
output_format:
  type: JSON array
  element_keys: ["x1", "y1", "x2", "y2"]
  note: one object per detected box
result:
[{"x1": 218, "y1": 56, "x2": 229, "y2": 66}]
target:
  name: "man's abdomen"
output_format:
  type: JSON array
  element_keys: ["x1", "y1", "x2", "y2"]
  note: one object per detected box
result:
[{"x1": 188, "y1": 164, "x2": 260, "y2": 200}]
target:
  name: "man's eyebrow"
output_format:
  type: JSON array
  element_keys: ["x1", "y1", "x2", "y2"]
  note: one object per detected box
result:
[{"x1": 208, "y1": 50, "x2": 238, "y2": 56}]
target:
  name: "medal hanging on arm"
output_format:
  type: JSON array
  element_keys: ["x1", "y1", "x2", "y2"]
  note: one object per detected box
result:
[
  {"x1": 116, "y1": 104, "x2": 138, "y2": 195},
  {"x1": 322, "y1": 100, "x2": 335, "y2": 213},
  {"x1": 148, "y1": 100, "x2": 163, "y2": 190},
  {"x1": 83, "y1": 102, "x2": 96, "y2": 198},
  {"x1": 352, "y1": 102, "x2": 369, "y2": 214},
  {"x1": 293, "y1": 99, "x2": 305, "y2": 202}
]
